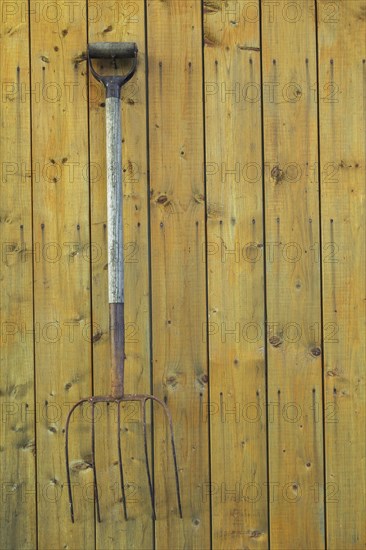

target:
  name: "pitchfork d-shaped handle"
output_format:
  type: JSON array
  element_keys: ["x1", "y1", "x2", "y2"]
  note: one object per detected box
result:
[{"x1": 88, "y1": 42, "x2": 138, "y2": 397}]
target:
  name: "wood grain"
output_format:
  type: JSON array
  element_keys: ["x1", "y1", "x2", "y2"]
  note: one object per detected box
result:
[
  {"x1": 147, "y1": 0, "x2": 210, "y2": 547},
  {"x1": 318, "y1": 1, "x2": 366, "y2": 547},
  {"x1": 29, "y1": 1, "x2": 94, "y2": 547},
  {"x1": 203, "y1": 1, "x2": 268, "y2": 548},
  {"x1": 0, "y1": 4, "x2": 36, "y2": 548},
  {"x1": 261, "y1": 1, "x2": 325, "y2": 547}
]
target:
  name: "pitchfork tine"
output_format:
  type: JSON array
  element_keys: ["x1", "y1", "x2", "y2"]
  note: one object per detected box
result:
[
  {"x1": 91, "y1": 401, "x2": 101, "y2": 523},
  {"x1": 143, "y1": 398, "x2": 156, "y2": 520},
  {"x1": 117, "y1": 402, "x2": 128, "y2": 520},
  {"x1": 157, "y1": 397, "x2": 183, "y2": 518},
  {"x1": 165, "y1": 405, "x2": 183, "y2": 519},
  {"x1": 65, "y1": 398, "x2": 88, "y2": 523},
  {"x1": 146, "y1": 396, "x2": 182, "y2": 518}
]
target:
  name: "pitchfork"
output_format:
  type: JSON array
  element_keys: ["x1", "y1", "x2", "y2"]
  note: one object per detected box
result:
[{"x1": 65, "y1": 42, "x2": 182, "y2": 523}]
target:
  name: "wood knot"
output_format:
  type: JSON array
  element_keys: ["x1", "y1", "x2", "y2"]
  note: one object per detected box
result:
[
  {"x1": 310, "y1": 347, "x2": 321, "y2": 357},
  {"x1": 269, "y1": 335, "x2": 282, "y2": 348},
  {"x1": 204, "y1": 33, "x2": 218, "y2": 47},
  {"x1": 203, "y1": 1, "x2": 221, "y2": 14},
  {"x1": 166, "y1": 376, "x2": 178, "y2": 388},
  {"x1": 156, "y1": 194, "x2": 170, "y2": 206},
  {"x1": 249, "y1": 530, "x2": 263, "y2": 538},
  {"x1": 21, "y1": 440, "x2": 36, "y2": 456},
  {"x1": 194, "y1": 193, "x2": 205, "y2": 204},
  {"x1": 271, "y1": 165, "x2": 285, "y2": 184},
  {"x1": 92, "y1": 331, "x2": 103, "y2": 343},
  {"x1": 73, "y1": 53, "x2": 87, "y2": 65},
  {"x1": 70, "y1": 460, "x2": 92, "y2": 472}
]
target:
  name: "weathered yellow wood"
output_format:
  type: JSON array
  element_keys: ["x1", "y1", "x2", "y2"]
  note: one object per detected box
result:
[
  {"x1": 318, "y1": 1, "x2": 366, "y2": 547},
  {"x1": 261, "y1": 2, "x2": 325, "y2": 547},
  {"x1": 88, "y1": 0, "x2": 153, "y2": 548},
  {"x1": 203, "y1": 1, "x2": 268, "y2": 548},
  {"x1": 0, "y1": 4, "x2": 36, "y2": 548},
  {"x1": 30, "y1": 1, "x2": 94, "y2": 547},
  {"x1": 1, "y1": 1, "x2": 365, "y2": 547},
  {"x1": 147, "y1": 0, "x2": 210, "y2": 547}
]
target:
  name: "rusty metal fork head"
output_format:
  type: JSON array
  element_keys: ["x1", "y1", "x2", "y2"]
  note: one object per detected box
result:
[{"x1": 65, "y1": 394, "x2": 182, "y2": 522}]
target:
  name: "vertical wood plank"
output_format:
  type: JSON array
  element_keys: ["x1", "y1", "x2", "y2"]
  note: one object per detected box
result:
[
  {"x1": 147, "y1": 0, "x2": 210, "y2": 547},
  {"x1": 0, "y1": 3, "x2": 36, "y2": 548},
  {"x1": 203, "y1": 1, "x2": 268, "y2": 548},
  {"x1": 317, "y1": 1, "x2": 366, "y2": 547},
  {"x1": 88, "y1": 0, "x2": 153, "y2": 548},
  {"x1": 30, "y1": 1, "x2": 94, "y2": 547},
  {"x1": 261, "y1": 1, "x2": 325, "y2": 547}
]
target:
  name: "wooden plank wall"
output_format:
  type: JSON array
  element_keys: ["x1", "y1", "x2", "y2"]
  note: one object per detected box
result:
[
  {"x1": 0, "y1": 1, "x2": 365, "y2": 549},
  {"x1": 0, "y1": 4, "x2": 36, "y2": 549},
  {"x1": 204, "y1": 2, "x2": 268, "y2": 548},
  {"x1": 318, "y1": 1, "x2": 366, "y2": 547},
  {"x1": 262, "y1": 5, "x2": 325, "y2": 549}
]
